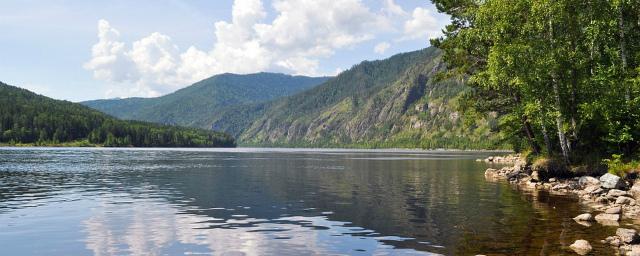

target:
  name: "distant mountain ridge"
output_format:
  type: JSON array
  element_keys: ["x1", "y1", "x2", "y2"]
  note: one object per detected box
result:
[
  {"x1": 228, "y1": 47, "x2": 503, "y2": 149},
  {"x1": 82, "y1": 72, "x2": 330, "y2": 128},
  {"x1": 0, "y1": 82, "x2": 235, "y2": 147},
  {"x1": 83, "y1": 48, "x2": 505, "y2": 149}
]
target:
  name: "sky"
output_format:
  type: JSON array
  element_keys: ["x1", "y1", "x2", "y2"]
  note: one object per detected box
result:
[{"x1": 0, "y1": 0, "x2": 450, "y2": 102}]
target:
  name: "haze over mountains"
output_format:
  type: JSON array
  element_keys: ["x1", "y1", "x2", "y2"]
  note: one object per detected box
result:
[{"x1": 82, "y1": 47, "x2": 504, "y2": 149}]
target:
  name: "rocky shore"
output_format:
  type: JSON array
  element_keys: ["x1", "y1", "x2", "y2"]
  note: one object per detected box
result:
[{"x1": 483, "y1": 154, "x2": 640, "y2": 255}]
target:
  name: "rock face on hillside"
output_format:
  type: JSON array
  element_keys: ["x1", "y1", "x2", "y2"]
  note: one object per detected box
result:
[{"x1": 237, "y1": 48, "x2": 502, "y2": 149}]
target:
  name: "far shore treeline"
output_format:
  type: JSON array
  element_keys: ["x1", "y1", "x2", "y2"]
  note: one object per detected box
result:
[
  {"x1": 431, "y1": 0, "x2": 640, "y2": 174},
  {"x1": 0, "y1": 82, "x2": 236, "y2": 147}
]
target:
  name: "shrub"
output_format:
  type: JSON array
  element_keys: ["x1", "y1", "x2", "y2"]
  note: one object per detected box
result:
[
  {"x1": 531, "y1": 157, "x2": 570, "y2": 180},
  {"x1": 604, "y1": 154, "x2": 640, "y2": 178}
]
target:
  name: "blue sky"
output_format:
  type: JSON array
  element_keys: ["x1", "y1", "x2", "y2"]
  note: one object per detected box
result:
[{"x1": 0, "y1": 0, "x2": 449, "y2": 101}]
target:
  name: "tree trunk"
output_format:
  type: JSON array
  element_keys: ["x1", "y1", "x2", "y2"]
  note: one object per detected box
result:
[
  {"x1": 552, "y1": 76, "x2": 571, "y2": 163},
  {"x1": 540, "y1": 118, "x2": 553, "y2": 154},
  {"x1": 523, "y1": 117, "x2": 541, "y2": 154},
  {"x1": 569, "y1": 68, "x2": 579, "y2": 148},
  {"x1": 513, "y1": 93, "x2": 541, "y2": 154}
]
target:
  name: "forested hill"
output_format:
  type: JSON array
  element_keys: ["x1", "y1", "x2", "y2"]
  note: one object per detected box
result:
[
  {"x1": 0, "y1": 82, "x2": 235, "y2": 147},
  {"x1": 82, "y1": 72, "x2": 330, "y2": 128},
  {"x1": 222, "y1": 47, "x2": 505, "y2": 149}
]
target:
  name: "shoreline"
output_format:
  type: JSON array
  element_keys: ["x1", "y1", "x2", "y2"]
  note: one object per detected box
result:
[
  {"x1": 484, "y1": 155, "x2": 640, "y2": 255},
  {"x1": 0, "y1": 144, "x2": 512, "y2": 153}
]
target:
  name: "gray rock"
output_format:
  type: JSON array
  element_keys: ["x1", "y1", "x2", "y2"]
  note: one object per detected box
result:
[
  {"x1": 569, "y1": 240, "x2": 592, "y2": 255},
  {"x1": 531, "y1": 171, "x2": 540, "y2": 182},
  {"x1": 596, "y1": 196, "x2": 609, "y2": 204},
  {"x1": 621, "y1": 245, "x2": 640, "y2": 256},
  {"x1": 595, "y1": 213, "x2": 620, "y2": 222},
  {"x1": 617, "y1": 228, "x2": 639, "y2": 244},
  {"x1": 609, "y1": 189, "x2": 629, "y2": 197},
  {"x1": 573, "y1": 213, "x2": 594, "y2": 222},
  {"x1": 584, "y1": 184, "x2": 602, "y2": 194},
  {"x1": 600, "y1": 173, "x2": 624, "y2": 189},
  {"x1": 617, "y1": 196, "x2": 636, "y2": 205},
  {"x1": 579, "y1": 176, "x2": 600, "y2": 187},
  {"x1": 606, "y1": 235, "x2": 622, "y2": 247},
  {"x1": 549, "y1": 178, "x2": 557, "y2": 182},
  {"x1": 631, "y1": 182, "x2": 640, "y2": 200},
  {"x1": 552, "y1": 184, "x2": 570, "y2": 191},
  {"x1": 606, "y1": 206, "x2": 623, "y2": 214}
]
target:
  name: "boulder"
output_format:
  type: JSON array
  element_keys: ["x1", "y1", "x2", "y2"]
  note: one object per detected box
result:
[
  {"x1": 621, "y1": 245, "x2": 640, "y2": 256},
  {"x1": 596, "y1": 196, "x2": 609, "y2": 204},
  {"x1": 616, "y1": 196, "x2": 636, "y2": 205},
  {"x1": 617, "y1": 228, "x2": 640, "y2": 244},
  {"x1": 573, "y1": 213, "x2": 594, "y2": 222},
  {"x1": 531, "y1": 171, "x2": 541, "y2": 182},
  {"x1": 606, "y1": 235, "x2": 622, "y2": 247},
  {"x1": 552, "y1": 184, "x2": 570, "y2": 191},
  {"x1": 631, "y1": 182, "x2": 640, "y2": 200},
  {"x1": 569, "y1": 240, "x2": 592, "y2": 255},
  {"x1": 608, "y1": 189, "x2": 629, "y2": 197},
  {"x1": 600, "y1": 173, "x2": 624, "y2": 189},
  {"x1": 595, "y1": 213, "x2": 620, "y2": 222},
  {"x1": 605, "y1": 236, "x2": 622, "y2": 247},
  {"x1": 584, "y1": 184, "x2": 603, "y2": 194},
  {"x1": 606, "y1": 206, "x2": 623, "y2": 214},
  {"x1": 549, "y1": 178, "x2": 557, "y2": 182},
  {"x1": 578, "y1": 176, "x2": 600, "y2": 188}
]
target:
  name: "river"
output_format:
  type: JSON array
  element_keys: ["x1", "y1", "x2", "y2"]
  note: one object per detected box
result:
[{"x1": 0, "y1": 148, "x2": 619, "y2": 255}]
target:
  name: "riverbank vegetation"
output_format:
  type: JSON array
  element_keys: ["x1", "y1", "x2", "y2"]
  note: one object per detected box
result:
[
  {"x1": 0, "y1": 83, "x2": 236, "y2": 147},
  {"x1": 431, "y1": 0, "x2": 640, "y2": 175}
]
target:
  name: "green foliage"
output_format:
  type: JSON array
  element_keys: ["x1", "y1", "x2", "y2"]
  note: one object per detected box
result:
[
  {"x1": 532, "y1": 156, "x2": 570, "y2": 180},
  {"x1": 431, "y1": 0, "x2": 640, "y2": 165},
  {"x1": 0, "y1": 83, "x2": 235, "y2": 147},
  {"x1": 237, "y1": 48, "x2": 506, "y2": 149},
  {"x1": 604, "y1": 154, "x2": 640, "y2": 178},
  {"x1": 82, "y1": 73, "x2": 329, "y2": 129}
]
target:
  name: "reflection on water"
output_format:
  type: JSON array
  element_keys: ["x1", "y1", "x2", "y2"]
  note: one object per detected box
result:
[{"x1": 0, "y1": 148, "x2": 622, "y2": 255}]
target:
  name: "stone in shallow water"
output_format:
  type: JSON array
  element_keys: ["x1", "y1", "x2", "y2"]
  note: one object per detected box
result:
[
  {"x1": 617, "y1": 196, "x2": 636, "y2": 205},
  {"x1": 569, "y1": 240, "x2": 592, "y2": 255},
  {"x1": 584, "y1": 184, "x2": 602, "y2": 194},
  {"x1": 606, "y1": 235, "x2": 622, "y2": 247},
  {"x1": 609, "y1": 189, "x2": 629, "y2": 197},
  {"x1": 579, "y1": 176, "x2": 600, "y2": 188},
  {"x1": 595, "y1": 213, "x2": 620, "y2": 223},
  {"x1": 573, "y1": 213, "x2": 593, "y2": 222},
  {"x1": 617, "y1": 228, "x2": 640, "y2": 244},
  {"x1": 531, "y1": 171, "x2": 541, "y2": 182},
  {"x1": 600, "y1": 173, "x2": 624, "y2": 189},
  {"x1": 606, "y1": 206, "x2": 622, "y2": 214}
]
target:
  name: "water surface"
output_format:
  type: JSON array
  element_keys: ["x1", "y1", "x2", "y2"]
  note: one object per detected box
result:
[{"x1": 0, "y1": 148, "x2": 624, "y2": 255}]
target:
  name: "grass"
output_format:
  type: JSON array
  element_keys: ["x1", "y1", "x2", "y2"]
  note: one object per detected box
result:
[{"x1": 604, "y1": 154, "x2": 640, "y2": 178}]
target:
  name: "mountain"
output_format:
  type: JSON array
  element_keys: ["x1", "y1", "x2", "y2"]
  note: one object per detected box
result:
[
  {"x1": 82, "y1": 47, "x2": 505, "y2": 149},
  {"x1": 82, "y1": 72, "x2": 330, "y2": 128},
  {"x1": 0, "y1": 82, "x2": 235, "y2": 147},
  {"x1": 221, "y1": 47, "x2": 504, "y2": 149}
]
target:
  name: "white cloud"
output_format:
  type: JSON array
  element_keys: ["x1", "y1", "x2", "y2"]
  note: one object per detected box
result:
[
  {"x1": 84, "y1": 1, "x2": 447, "y2": 98},
  {"x1": 374, "y1": 42, "x2": 391, "y2": 54},
  {"x1": 383, "y1": 0, "x2": 407, "y2": 16},
  {"x1": 401, "y1": 7, "x2": 443, "y2": 41},
  {"x1": 83, "y1": 20, "x2": 137, "y2": 84}
]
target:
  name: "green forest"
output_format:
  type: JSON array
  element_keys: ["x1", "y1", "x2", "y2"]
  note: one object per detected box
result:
[
  {"x1": 431, "y1": 0, "x2": 640, "y2": 173},
  {"x1": 0, "y1": 82, "x2": 235, "y2": 147},
  {"x1": 82, "y1": 73, "x2": 329, "y2": 128}
]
